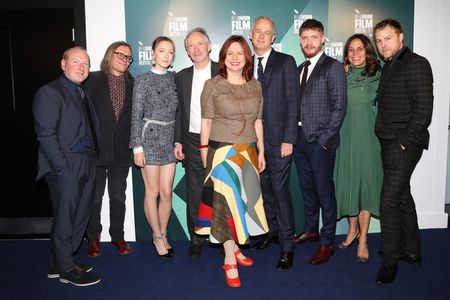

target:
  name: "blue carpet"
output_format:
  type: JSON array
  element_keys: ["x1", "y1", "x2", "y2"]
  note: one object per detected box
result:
[{"x1": 2, "y1": 227, "x2": 449, "y2": 300}]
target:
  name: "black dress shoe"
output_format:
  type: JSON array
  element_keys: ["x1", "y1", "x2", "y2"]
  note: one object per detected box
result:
[
  {"x1": 400, "y1": 251, "x2": 422, "y2": 265},
  {"x1": 378, "y1": 250, "x2": 422, "y2": 265},
  {"x1": 188, "y1": 243, "x2": 203, "y2": 260},
  {"x1": 250, "y1": 236, "x2": 279, "y2": 250},
  {"x1": 376, "y1": 264, "x2": 398, "y2": 284},
  {"x1": 276, "y1": 252, "x2": 294, "y2": 271}
]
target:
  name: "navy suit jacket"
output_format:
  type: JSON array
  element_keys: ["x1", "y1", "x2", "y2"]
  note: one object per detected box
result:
[
  {"x1": 299, "y1": 53, "x2": 347, "y2": 150},
  {"x1": 257, "y1": 50, "x2": 299, "y2": 147},
  {"x1": 33, "y1": 74, "x2": 99, "y2": 180},
  {"x1": 84, "y1": 71, "x2": 134, "y2": 167},
  {"x1": 375, "y1": 47, "x2": 433, "y2": 150},
  {"x1": 174, "y1": 61, "x2": 219, "y2": 145}
]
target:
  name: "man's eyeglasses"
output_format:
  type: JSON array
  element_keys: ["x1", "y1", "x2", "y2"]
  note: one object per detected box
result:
[{"x1": 114, "y1": 51, "x2": 133, "y2": 63}]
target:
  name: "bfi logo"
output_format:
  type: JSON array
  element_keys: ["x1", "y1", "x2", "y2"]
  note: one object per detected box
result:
[
  {"x1": 354, "y1": 10, "x2": 373, "y2": 36},
  {"x1": 138, "y1": 41, "x2": 152, "y2": 66},
  {"x1": 231, "y1": 11, "x2": 251, "y2": 35},
  {"x1": 293, "y1": 12, "x2": 313, "y2": 34},
  {"x1": 168, "y1": 13, "x2": 188, "y2": 37}
]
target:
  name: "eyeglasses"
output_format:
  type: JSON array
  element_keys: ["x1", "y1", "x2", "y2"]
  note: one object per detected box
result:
[{"x1": 114, "y1": 51, "x2": 133, "y2": 63}]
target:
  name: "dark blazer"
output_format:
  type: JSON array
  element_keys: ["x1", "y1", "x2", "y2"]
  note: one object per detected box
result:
[
  {"x1": 375, "y1": 47, "x2": 433, "y2": 150},
  {"x1": 258, "y1": 50, "x2": 299, "y2": 146},
  {"x1": 84, "y1": 71, "x2": 134, "y2": 167},
  {"x1": 299, "y1": 53, "x2": 347, "y2": 150},
  {"x1": 33, "y1": 74, "x2": 99, "y2": 180},
  {"x1": 174, "y1": 61, "x2": 218, "y2": 145}
]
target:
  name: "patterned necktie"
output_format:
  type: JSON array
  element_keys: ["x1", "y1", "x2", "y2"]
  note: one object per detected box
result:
[
  {"x1": 257, "y1": 57, "x2": 264, "y2": 80},
  {"x1": 78, "y1": 87, "x2": 99, "y2": 157},
  {"x1": 300, "y1": 60, "x2": 311, "y2": 97}
]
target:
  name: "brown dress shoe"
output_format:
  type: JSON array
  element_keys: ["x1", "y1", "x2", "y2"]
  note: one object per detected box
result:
[
  {"x1": 111, "y1": 241, "x2": 133, "y2": 255},
  {"x1": 294, "y1": 232, "x2": 320, "y2": 245},
  {"x1": 309, "y1": 245, "x2": 334, "y2": 265},
  {"x1": 87, "y1": 239, "x2": 101, "y2": 257}
]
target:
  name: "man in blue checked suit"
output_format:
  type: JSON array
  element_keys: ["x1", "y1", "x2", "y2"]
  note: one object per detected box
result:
[{"x1": 293, "y1": 19, "x2": 347, "y2": 265}]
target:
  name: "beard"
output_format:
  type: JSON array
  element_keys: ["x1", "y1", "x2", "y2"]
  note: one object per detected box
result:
[{"x1": 301, "y1": 45, "x2": 322, "y2": 58}]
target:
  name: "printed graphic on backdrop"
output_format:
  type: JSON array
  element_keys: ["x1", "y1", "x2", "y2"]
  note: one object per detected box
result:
[{"x1": 125, "y1": 0, "x2": 414, "y2": 241}]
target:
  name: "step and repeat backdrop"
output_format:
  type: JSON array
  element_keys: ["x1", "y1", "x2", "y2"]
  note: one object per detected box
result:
[{"x1": 124, "y1": 0, "x2": 414, "y2": 241}]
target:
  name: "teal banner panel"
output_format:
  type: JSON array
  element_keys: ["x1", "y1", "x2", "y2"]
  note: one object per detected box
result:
[{"x1": 125, "y1": 0, "x2": 414, "y2": 241}]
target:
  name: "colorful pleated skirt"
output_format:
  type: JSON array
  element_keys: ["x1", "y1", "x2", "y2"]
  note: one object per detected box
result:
[{"x1": 195, "y1": 141, "x2": 268, "y2": 245}]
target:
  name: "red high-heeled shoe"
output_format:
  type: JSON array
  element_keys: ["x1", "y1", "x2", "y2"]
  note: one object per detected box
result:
[
  {"x1": 222, "y1": 264, "x2": 241, "y2": 288},
  {"x1": 235, "y1": 248, "x2": 253, "y2": 266}
]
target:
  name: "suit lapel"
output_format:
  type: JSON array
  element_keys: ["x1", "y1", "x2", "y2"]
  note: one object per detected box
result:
[
  {"x1": 305, "y1": 53, "x2": 326, "y2": 91},
  {"x1": 183, "y1": 66, "x2": 194, "y2": 121},
  {"x1": 118, "y1": 75, "x2": 133, "y2": 120},
  {"x1": 261, "y1": 50, "x2": 276, "y2": 84},
  {"x1": 378, "y1": 47, "x2": 410, "y2": 96},
  {"x1": 61, "y1": 76, "x2": 87, "y2": 127},
  {"x1": 98, "y1": 72, "x2": 117, "y2": 118}
]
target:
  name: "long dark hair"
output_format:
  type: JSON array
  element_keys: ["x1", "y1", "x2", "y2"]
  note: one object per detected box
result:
[
  {"x1": 343, "y1": 34, "x2": 379, "y2": 76},
  {"x1": 100, "y1": 41, "x2": 132, "y2": 76},
  {"x1": 218, "y1": 35, "x2": 253, "y2": 82}
]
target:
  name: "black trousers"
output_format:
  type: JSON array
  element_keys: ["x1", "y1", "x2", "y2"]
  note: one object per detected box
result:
[
  {"x1": 86, "y1": 165, "x2": 130, "y2": 241},
  {"x1": 379, "y1": 140, "x2": 423, "y2": 265},
  {"x1": 46, "y1": 152, "x2": 96, "y2": 272},
  {"x1": 184, "y1": 133, "x2": 206, "y2": 245},
  {"x1": 260, "y1": 143, "x2": 295, "y2": 252}
]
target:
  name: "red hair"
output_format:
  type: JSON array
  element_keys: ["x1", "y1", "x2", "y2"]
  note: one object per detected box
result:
[{"x1": 218, "y1": 35, "x2": 254, "y2": 82}]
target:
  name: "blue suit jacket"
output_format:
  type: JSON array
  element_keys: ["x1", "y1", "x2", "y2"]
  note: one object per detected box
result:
[
  {"x1": 33, "y1": 75, "x2": 99, "y2": 180},
  {"x1": 299, "y1": 53, "x2": 347, "y2": 150},
  {"x1": 258, "y1": 50, "x2": 300, "y2": 147}
]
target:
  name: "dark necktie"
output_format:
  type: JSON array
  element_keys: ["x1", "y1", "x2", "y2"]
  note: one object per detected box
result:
[
  {"x1": 257, "y1": 57, "x2": 264, "y2": 80},
  {"x1": 300, "y1": 60, "x2": 311, "y2": 97},
  {"x1": 78, "y1": 87, "x2": 99, "y2": 157}
]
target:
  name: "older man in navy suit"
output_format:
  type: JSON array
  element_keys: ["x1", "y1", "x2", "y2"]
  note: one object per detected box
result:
[
  {"x1": 33, "y1": 47, "x2": 100, "y2": 286},
  {"x1": 293, "y1": 19, "x2": 346, "y2": 265},
  {"x1": 249, "y1": 16, "x2": 300, "y2": 271}
]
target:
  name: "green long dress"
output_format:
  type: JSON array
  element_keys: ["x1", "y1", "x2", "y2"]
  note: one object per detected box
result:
[{"x1": 335, "y1": 67, "x2": 382, "y2": 219}]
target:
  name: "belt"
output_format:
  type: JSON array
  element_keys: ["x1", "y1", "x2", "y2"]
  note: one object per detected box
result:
[{"x1": 142, "y1": 117, "x2": 175, "y2": 139}]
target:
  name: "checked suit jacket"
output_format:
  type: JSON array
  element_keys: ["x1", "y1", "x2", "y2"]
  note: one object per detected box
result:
[
  {"x1": 375, "y1": 47, "x2": 433, "y2": 150},
  {"x1": 298, "y1": 53, "x2": 347, "y2": 150},
  {"x1": 258, "y1": 50, "x2": 299, "y2": 147}
]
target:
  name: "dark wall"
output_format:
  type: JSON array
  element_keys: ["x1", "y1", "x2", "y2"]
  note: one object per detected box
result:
[
  {"x1": 0, "y1": 0, "x2": 86, "y2": 47},
  {"x1": 0, "y1": 0, "x2": 86, "y2": 236}
]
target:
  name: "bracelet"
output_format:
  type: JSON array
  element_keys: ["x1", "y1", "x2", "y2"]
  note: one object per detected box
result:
[{"x1": 198, "y1": 144, "x2": 208, "y2": 151}]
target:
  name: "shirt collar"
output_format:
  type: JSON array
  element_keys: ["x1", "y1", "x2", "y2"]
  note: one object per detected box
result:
[{"x1": 255, "y1": 48, "x2": 272, "y2": 62}]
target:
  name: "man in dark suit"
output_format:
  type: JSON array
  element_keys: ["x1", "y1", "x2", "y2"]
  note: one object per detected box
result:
[
  {"x1": 33, "y1": 46, "x2": 100, "y2": 286},
  {"x1": 174, "y1": 28, "x2": 218, "y2": 259},
  {"x1": 84, "y1": 41, "x2": 134, "y2": 257},
  {"x1": 293, "y1": 19, "x2": 346, "y2": 265},
  {"x1": 249, "y1": 16, "x2": 300, "y2": 271},
  {"x1": 373, "y1": 19, "x2": 433, "y2": 284}
]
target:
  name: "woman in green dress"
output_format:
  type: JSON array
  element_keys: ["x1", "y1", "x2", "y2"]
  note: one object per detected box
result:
[{"x1": 334, "y1": 34, "x2": 382, "y2": 263}]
